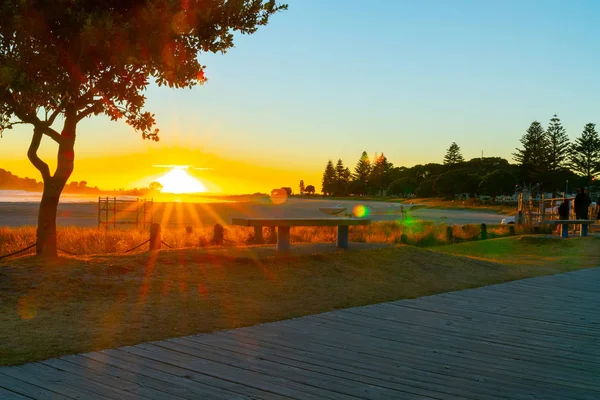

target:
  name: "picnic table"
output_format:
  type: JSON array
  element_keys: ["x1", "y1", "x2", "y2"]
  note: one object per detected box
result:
[
  {"x1": 231, "y1": 218, "x2": 371, "y2": 251},
  {"x1": 539, "y1": 219, "x2": 595, "y2": 238}
]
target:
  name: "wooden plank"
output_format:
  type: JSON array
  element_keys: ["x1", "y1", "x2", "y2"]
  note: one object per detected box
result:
[
  {"x1": 151, "y1": 339, "x2": 426, "y2": 400},
  {"x1": 119, "y1": 345, "x2": 342, "y2": 400},
  {"x1": 0, "y1": 372, "x2": 69, "y2": 400},
  {"x1": 0, "y1": 364, "x2": 116, "y2": 400},
  {"x1": 231, "y1": 218, "x2": 370, "y2": 227},
  {"x1": 40, "y1": 357, "x2": 182, "y2": 400},
  {"x1": 61, "y1": 354, "x2": 246, "y2": 400},
  {"x1": 229, "y1": 319, "x2": 598, "y2": 399},
  {"x1": 215, "y1": 325, "x2": 587, "y2": 399},
  {"x1": 84, "y1": 350, "x2": 281, "y2": 400},
  {"x1": 0, "y1": 384, "x2": 37, "y2": 400},
  {"x1": 181, "y1": 334, "x2": 505, "y2": 400}
]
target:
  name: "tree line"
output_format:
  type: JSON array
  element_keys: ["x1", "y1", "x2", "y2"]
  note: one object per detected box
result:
[{"x1": 314, "y1": 115, "x2": 600, "y2": 198}]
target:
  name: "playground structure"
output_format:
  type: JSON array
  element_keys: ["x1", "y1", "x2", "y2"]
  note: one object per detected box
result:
[
  {"x1": 517, "y1": 192, "x2": 598, "y2": 224},
  {"x1": 98, "y1": 197, "x2": 154, "y2": 229}
]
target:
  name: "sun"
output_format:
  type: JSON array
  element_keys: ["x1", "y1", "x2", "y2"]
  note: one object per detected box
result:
[{"x1": 157, "y1": 168, "x2": 207, "y2": 194}]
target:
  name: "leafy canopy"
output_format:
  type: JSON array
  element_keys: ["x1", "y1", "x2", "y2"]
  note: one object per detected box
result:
[{"x1": 0, "y1": 0, "x2": 287, "y2": 140}]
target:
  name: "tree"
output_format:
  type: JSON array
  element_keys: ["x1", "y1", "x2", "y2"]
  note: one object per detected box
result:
[
  {"x1": 513, "y1": 121, "x2": 549, "y2": 185},
  {"x1": 149, "y1": 181, "x2": 163, "y2": 192},
  {"x1": 351, "y1": 151, "x2": 371, "y2": 195},
  {"x1": 569, "y1": 123, "x2": 600, "y2": 185},
  {"x1": 478, "y1": 169, "x2": 517, "y2": 197},
  {"x1": 299, "y1": 180, "x2": 305, "y2": 195},
  {"x1": 333, "y1": 159, "x2": 351, "y2": 196},
  {"x1": 387, "y1": 177, "x2": 418, "y2": 196},
  {"x1": 368, "y1": 153, "x2": 393, "y2": 195},
  {"x1": 433, "y1": 169, "x2": 478, "y2": 198},
  {"x1": 321, "y1": 160, "x2": 336, "y2": 196},
  {"x1": 305, "y1": 185, "x2": 316, "y2": 195},
  {"x1": 443, "y1": 142, "x2": 464, "y2": 165},
  {"x1": 281, "y1": 187, "x2": 293, "y2": 196},
  {"x1": 546, "y1": 114, "x2": 570, "y2": 172},
  {"x1": 0, "y1": 1, "x2": 286, "y2": 257}
]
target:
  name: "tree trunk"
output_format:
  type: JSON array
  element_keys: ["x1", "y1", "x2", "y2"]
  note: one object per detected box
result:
[
  {"x1": 36, "y1": 179, "x2": 62, "y2": 257},
  {"x1": 29, "y1": 113, "x2": 76, "y2": 257}
]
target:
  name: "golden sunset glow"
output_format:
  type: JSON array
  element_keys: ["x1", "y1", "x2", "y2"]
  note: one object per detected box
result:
[{"x1": 157, "y1": 168, "x2": 207, "y2": 194}]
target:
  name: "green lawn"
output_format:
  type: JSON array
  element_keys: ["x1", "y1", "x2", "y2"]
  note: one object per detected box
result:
[{"x1": 1, "y1": 237, "x2": 597, "y2": 366}]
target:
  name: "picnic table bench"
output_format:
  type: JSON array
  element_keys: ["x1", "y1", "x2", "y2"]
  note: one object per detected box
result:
[
  {"x1": 231, "y1": 218, "x2": 370, "y2": 251},
  {"x1": 539, "y1": 219, "x2": 595, "y2": 238}
]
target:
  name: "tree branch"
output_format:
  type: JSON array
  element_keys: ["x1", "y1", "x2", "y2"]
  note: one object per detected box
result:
[
  {"x1": 41, "y1": 126, "x2": 63, "y2": 144},
  {"x1": 27, "y1": 127, "x2": 51, "y2": 181},
  {"x1": 76, "y1": 100, "x2": 104, "y2": 122}
]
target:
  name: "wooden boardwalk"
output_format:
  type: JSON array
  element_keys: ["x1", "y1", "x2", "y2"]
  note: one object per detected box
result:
[{"x1": 1, "y1": 268, "x2": 599, "y2": 399}]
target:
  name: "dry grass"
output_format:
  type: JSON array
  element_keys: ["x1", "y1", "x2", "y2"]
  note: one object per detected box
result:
[
  {"x1": 1, "y1": 236, "x2": 594, "y2": 366},
  {"x1": 0, "y1": 222, "x2": 545, "y2": 258}
]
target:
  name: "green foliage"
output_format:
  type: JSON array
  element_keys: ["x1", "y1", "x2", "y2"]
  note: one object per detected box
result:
[
  {"x1": 513, "y1": 121, "x2": 549, "y2": 184},
  {"x1": 351, "y1": 151, "x2": 372, "y2": 195},
  {"x1": 569, "y1": 123, "x2": 600, "y2": 185},
  {"x1": 148, "y1": 181, "x2": 163, "y2": 192},
  {"x1": 546, "y1": 114, "x2": 570, "y2": 172},
  {"x1": 478, "y1": 169, "x2": 517, "y2": 196},
  {"x1": 443, "y1": 142, "x2": 464, "y2": 165},
  {"x1": 321, "y1": 160, "x2": 336, "y2": 195},
  {"x1": 299, "y1": 180, "x2": 305, "y2": 195},
  {"x1": 333, "y1": 159, "x2": 351, "y2": 196},
  {"x1": 415, "y1": 179, "x2": 435, "y2": 197},
  {"x1": 387, "y1": 177, "x2": 418, "y2": 196},
  {"x1": 0, "y1": 0, "x2": 286, "y2": 139},
  {"x1": 368, "y1": 153, "x2": 393, "y2": 195},
  {"x1": 304, "y1": 185, "x2": 315, "y2": 195},
  {"x1": 433, "y1": 169, "x2": 479, "y2": 197}
]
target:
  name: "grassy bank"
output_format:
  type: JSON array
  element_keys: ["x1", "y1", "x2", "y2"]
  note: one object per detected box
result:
[
  {"x1": 1, "y1": 236, "x2": 595, "y2": 366},
  {"x1": 0, "y1": 222, "x2": 541, "y2": 257}
]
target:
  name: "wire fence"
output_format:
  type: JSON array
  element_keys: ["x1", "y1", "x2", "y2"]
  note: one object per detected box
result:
[{"x1": 0, "y1": 237, "x2": 177, "y2": 260}]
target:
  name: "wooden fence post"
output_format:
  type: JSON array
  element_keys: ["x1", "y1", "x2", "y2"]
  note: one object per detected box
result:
[
  {"x1": 212, "y1": 224, "x2": 224, "y2": 246},
  {"x1": 446, "y1": 226, "x2": 453, "y2": 243},
  {"x1": 480, "y1": 223, "x2": 487, "y2": 240},
  {"x1": 149, "y1": 223, "x2": 161, "y2": 251}
]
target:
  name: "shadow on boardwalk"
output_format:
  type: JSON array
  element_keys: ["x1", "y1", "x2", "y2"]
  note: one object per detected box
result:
[{"x1": 1, "y1": 268, "x2": 599, "y2": 399}]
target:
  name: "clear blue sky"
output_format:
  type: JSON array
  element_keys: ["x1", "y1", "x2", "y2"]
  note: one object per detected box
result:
[{"x1": 3, "y1": 0, "x2": 600, "y2": 191}]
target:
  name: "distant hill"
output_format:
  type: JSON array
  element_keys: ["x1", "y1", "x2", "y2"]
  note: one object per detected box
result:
[{"x1": 0, "y1": 169, "x2": 43, "y2": 191}]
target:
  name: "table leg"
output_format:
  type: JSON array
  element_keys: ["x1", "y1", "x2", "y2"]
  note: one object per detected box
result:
[
  {"x1": 561, "y1": 224, "x2": 569, "y2": 238},
  {"x1": 337, "y1": 226, "x2": 349, "y2": 249},
  {"x1": 254, "y1": 226, "x2": 264, "y2": 244},
  {"x1": 581, "y1": 223, "x2": 588, "y2": 237},
  {"x1": 277, "y1": 226, "x2": 290, "y2": 251}
]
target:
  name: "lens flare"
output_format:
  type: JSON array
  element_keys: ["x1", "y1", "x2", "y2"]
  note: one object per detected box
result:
[
  {"x1": 270, "y1": 189, "x2": 288, "y2": 205},
  {"x1": 353, "y1": 204, "x2": 369, "y2": 218},
  {"x1": 17, "y1": 295, "x2": 37, "y2": 320}
]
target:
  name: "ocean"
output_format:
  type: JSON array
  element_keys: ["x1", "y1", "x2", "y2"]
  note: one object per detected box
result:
[{"x1": 0, "y1": 190, "x2": 135, "y2": 203}]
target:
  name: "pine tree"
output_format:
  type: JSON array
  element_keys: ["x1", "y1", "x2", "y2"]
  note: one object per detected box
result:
[
  {"x1": 321, "y1": 160, "x2": 336, "y2": 196},
  {"x1": 513, "y1": 121, "x2": 549, "y2": 183},
  {"x1": 546, "y1": 114, "x2": 570, "y2": 172},
  {"x1": 443, "y1": 142, "x2": 465, "y2": 165},
  {"x1": 369, "y1": 153, "x2": 393, "y2": 195},
  {"x1": 334, "y1": 159, "x2": 351, "y2": 196},
  {"x1": 351, "y1": 151, "x2": 371, "y2": 195},
  {"x1": 569, "y1": 123, "x2": 600, "y2": 185},
  {"x1": 299, "y1": 180, "x2": 305, "y2": 195}
]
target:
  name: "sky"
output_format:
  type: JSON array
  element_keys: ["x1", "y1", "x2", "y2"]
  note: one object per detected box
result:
[{"x1": 2, "y1": 0, "x2": 600, "y2": 194}]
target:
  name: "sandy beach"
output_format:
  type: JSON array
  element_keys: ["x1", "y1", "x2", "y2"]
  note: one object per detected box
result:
[{"x1": 0, "y1": 197, "x2": 505, "y2": 228}]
